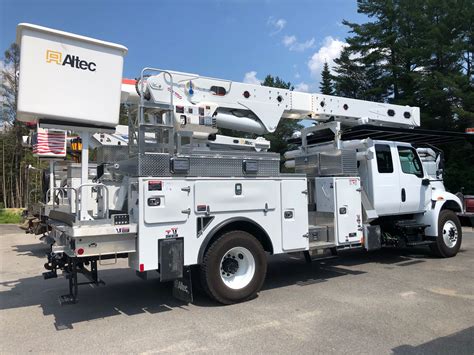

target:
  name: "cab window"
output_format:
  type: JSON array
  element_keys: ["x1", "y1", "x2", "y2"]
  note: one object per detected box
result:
[
  {"x1": 397, "y1": 146, "x2": 423, "y2": 178},
  {"x1": 375, "y1": 144, "x2": 393, "y2": 173}
]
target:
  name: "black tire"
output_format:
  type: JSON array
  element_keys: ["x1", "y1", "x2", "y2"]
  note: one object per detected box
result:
[
  {"x1": 200, "y1": 230, "x2": 267, "y2": 304},
  {"x1": 430, "y1": 210, "x2": 462, "y2": 258}
]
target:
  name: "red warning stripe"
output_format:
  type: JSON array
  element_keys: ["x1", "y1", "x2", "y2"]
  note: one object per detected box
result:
[{"x1": 122, "y1": 78, "x2": 137, "y2": 85}]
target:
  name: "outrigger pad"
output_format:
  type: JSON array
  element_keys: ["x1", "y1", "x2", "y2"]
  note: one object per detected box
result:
[
  {"x1": 172, "y1": 267, "x2": 193, "y2": 303},
  {"x1": 42, "y1": 271, "x2": 57, "y2": 280},
  {"x1": 58, "y1": 294, "x2": 77, "y2": 306}
]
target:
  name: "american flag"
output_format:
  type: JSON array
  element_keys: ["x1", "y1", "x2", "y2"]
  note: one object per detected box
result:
[{"x1": 32, "y1": 127, "x2": 66, "y2": 158}]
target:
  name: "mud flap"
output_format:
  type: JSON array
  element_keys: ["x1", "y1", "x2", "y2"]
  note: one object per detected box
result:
[
  {"x1": 172, "y1": 267, "x2": 193, "y2": 303},
  {"x1": 159, "y1": 238, "x2": 184, "y2": 281},
  {"x1": 364, "y1": 225, "x2": 382, "y2": 251}
]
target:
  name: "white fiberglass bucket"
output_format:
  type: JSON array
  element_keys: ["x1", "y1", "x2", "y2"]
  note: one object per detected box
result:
[{"x1": 16, "y1": 23, "x2": 128, "y2": 129}]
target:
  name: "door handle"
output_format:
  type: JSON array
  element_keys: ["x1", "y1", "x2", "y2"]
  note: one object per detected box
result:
[
  {"x1": 401, "y1": 188, "x2": 406, "y2": 202},
  {"x1": 181, "y1": 186, "x2": 191, "y2": 193}
]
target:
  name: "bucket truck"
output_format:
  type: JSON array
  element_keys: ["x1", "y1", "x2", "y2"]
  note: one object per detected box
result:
[{"x1": 15, "y1": 23, "x2": 472, "y2": 305}]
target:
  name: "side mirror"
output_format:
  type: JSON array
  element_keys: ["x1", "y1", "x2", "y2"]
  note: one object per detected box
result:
[
  {"x1": 438, "y1": 154, "x2": 445, "y2": 170},
  {"x1": 422, "y1": 178, "x2": 431, "y2": 186}
]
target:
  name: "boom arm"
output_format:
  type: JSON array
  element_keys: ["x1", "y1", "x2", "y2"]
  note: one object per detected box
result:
[{"x1": 123, "y1": 70, "x2": 420, "y2": 137}]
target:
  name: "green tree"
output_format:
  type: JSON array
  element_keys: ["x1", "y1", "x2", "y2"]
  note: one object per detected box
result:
[
  {"x1": 261, "y1": 75, "x2": 293, "y2": 91},
  {"x1": 333, "y1": 47, "x2": 386, "y2": 101},
  {"x1": 319, "y1": 62, "x2": 334, "y2": 95},
  {"x1": 333, "y1": 48, "x2": 365, "y2": 99},
  {"x1": 1, "y1": 43, "x2": 20, "y2": 123},
  {"x1": 333, "y1": 0, "x2": 474, "y2": 192},
  {"x1": 118, "y1": 103, "x2": 128, "y2": 125},
  {"x1": 1, "y1": 43, "x2": 44, "y2": 208}
]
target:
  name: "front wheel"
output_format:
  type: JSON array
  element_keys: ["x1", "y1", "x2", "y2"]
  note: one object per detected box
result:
[
  {"x1": 200, "y1": 230, "x2": 267, "y2": 304},
  {"x1": 430, "y1": 210, "x2": 462, "y2": 258}
]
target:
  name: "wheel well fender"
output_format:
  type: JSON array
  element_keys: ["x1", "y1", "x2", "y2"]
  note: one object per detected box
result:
[
  {"x1": 441, "y1": 200, "x2": 462, "y2": 213},
  {"x1": 197, "y1": 217, "x2": 273, "y2": 263},
  {"x1": 416, "y1": 198, "x2": 462, "y2": 237}
]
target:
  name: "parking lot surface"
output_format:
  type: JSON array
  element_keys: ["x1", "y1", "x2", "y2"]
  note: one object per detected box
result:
[{"x1": 1, "y1": 224, "x2": 473, "y2": 354}]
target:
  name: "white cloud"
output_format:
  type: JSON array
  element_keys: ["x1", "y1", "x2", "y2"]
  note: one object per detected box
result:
[
  {"x1": 243, "y1": 71, "x2": 261, "y2": 85},
  {"x1": 308, "y1": 36, "x2": 347, "y2": 78},
  {"x1": 294, "y1": 82, "x2": 310, "y2": 92},
  {"x1": 282, "y1": 35, "x2": 296, "y2": 47},
  {"x1": 267, "y1": 17, "x2": 286, "y2": 35},
  {"x1": 282, "y1": 35, "x2": 315, "y2": 52}
]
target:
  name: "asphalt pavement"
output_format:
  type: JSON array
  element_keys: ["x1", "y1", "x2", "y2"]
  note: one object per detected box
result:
[{"x1": 1, "y1": 224, "x2": 473, "y2": 354}]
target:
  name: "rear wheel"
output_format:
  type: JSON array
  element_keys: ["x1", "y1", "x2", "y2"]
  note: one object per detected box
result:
[
  {"x1": 200, "y1": 230, "x2": 267, "y2": 304},
  {"x1": 430, "y1": 210, "x2": 462, "y2": 258}
]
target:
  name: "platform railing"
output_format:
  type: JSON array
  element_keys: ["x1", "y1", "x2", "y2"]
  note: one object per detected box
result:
[
  {"x1": 77, "y1": 183, "x2": 110, "y2": 220},
  {"x1": 45, "y1": 187, "x2": 78, "y2": 214}
]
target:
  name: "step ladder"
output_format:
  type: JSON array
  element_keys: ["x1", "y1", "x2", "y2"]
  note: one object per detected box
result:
[{"x1": 394, "y1": 219, "x2": 434, "y2": 246}]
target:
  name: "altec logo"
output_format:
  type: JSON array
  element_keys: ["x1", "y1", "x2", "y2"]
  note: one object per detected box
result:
[{"x1": 46, "y1": 49, "x2": 96, "y2": 72}]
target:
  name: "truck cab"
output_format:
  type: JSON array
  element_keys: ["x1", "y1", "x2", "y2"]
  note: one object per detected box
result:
[
  {"x1": 354, "y1": 139, "x2": 463, "y2": 256},
  {"x1": 362, "y1": 141, "x2": 432, "y2": 216}
]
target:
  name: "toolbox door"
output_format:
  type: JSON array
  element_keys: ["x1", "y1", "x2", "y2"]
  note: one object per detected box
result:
[
  {"x1": 335, "y1": 178, "x2": 362, "y2": 244},
  {"x1": 194, "y1": 180, "x2": 278, "y2": 213},
  {"x1": 143, "y1": 179, "x2": 192, "y2": 224},
  {"x1": 281, "y1": 179, "x2": 309, "y2": 251}
]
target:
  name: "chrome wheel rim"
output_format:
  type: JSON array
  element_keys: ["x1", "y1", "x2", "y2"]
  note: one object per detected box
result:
[
  {"x1": 220, "y1": 247, "x2": 255, "y2": 290},
  {"x1": 442, "y1": 220, "x2": 458, "y2": 248}
]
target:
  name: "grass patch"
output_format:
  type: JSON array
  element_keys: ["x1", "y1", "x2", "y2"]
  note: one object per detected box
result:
[{"x1": 0, "y1": 208, "x2": 23, "y2": 224}]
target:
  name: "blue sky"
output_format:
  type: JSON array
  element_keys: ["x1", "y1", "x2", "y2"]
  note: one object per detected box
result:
[{"x1": 1, "y1": 0, "x2": 365, "y2": 92}]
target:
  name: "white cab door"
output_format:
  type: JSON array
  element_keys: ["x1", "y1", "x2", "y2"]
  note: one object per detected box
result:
[
  {"x1": 396, "y1": 145, "x2": 430, "y2": 214},
  {"x1": 371, "y1": 143, "x2": 400, "y2": 215}
]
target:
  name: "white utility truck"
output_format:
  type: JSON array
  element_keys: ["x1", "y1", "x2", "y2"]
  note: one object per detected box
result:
[{"x1": 16, "y1": 24, "x2": 470, "y2": 305}]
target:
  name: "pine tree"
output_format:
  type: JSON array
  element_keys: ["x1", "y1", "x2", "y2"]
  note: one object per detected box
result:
[
  {"x1": 262, "y1": 75, "x2": 293, "y2": 91},
  {"x1": 332, "y1": 48, "x2": 381, "y2": 100},
  {"x1": 1, "y1": 43, "x2": 20, "y2": 123},
  {"x1": 319, "y1": 62, "x2": 334, "y2": 95},
  {"x1": 1, "y1": 43, "x2": 43, "y2": 208},
  {"x1": 332, "y1": 0, "x2": 474, "y2": 192},
  {"x1": 335, "y1": 0, "x2": 471, "y2": 128},
  {"x1": 333, "y1": 49, "x2": 360, "y2": 98}
]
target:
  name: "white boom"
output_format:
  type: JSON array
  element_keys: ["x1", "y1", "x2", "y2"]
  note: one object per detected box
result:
[{"x1": 122, "y1": 70, "x2": 420, "y2": 137}]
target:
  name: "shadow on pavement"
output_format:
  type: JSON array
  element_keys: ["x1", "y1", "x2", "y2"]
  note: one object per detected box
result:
[
  {"x1": 262, "y1": 246, "x2": 433, "y2": 290},
  {"x1": 392, "y1": 326, "x2": 474, "y2": 354},
  {"x1": 0, "y1": 246, "x2": 437, "y2": 330},
  {"x1": 12, "y1": 242, "x2": 50, "y2": 258},
  {"x1": 0, "y1": 269, "x2": 192, "y2": 330}
]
